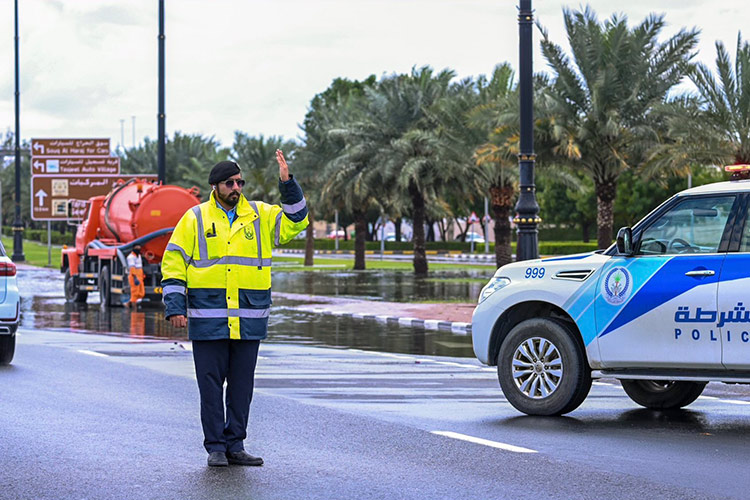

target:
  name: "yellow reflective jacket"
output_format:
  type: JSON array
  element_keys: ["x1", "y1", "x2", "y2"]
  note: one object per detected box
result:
[{"x1": 161, "y1": 177, "x2": 308, "y2": 340}]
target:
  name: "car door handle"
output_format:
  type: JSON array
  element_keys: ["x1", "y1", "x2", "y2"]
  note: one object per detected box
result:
[{"x1": 685, "y1": 270, "x2": 715, "y2": 277}]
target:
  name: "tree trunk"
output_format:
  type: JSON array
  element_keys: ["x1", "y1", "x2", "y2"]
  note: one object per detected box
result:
[
  {"x1": 595, "y1": 179, "x2": 617, "y2": 250},
  {"x1": 490, "y1": 184, "x2": 513, "y2": 268},
  {"x1": 581, "y1": 220, "x2": 591, "y2": 244},
  {"x1": 409, "y1": 182, "x2": 428, "y2": 275},
  {"x1": 353, "y1": 209, "x2": 367, "y2": 271},
  {"x1": 425, "y1": 218, "x2": 435, "y2": 242},
  {"x1": 304, "y1": 205, "x2": 314, "y2": 267},
  {"x1": 395, "y1": 217, "x2": 402, "y2": 242},
  {"x1": 453, "y1": 217, "x2": 469, "y2": 241}
]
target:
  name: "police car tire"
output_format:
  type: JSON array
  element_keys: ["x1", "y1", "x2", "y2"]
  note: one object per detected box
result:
[
  {"x1": 619, "y1": 380, "x2": 706, "y2": 410},
  {"x1": 0, "y1": 334, "x2": 14, "y2": 365},
  {"x1": 497, "y1": 318, "x2": 592, "y2": 416}
]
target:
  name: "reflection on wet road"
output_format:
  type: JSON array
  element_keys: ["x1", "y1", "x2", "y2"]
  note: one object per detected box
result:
[
  {"x1": 18, "y1": 266, "x2": 478, "y2": 357},
  {"x1": 272, "y1": 270, "x2": 489, "y2": 302}
]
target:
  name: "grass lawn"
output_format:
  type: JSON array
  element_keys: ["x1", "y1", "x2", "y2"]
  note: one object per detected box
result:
[{"x1": 1, "y1": 236, "x2": 61, "y2": 268}]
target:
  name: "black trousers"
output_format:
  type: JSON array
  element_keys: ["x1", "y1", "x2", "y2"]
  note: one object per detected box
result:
[{"x1": 192, "y1": 339, "x2": 260, "y2": 454}]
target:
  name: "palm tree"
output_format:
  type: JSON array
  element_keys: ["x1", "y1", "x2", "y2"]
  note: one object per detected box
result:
[
  {"x1": 122, "y1": 133, "x2": 227, "y2": 197},
  {"x1": 467, "y1": 64, "x2": 520, "y2": 266},
  {"x1": 296, "y1": 76, "x2": 377, "y2": 269},
  {"x1": 540, "y1": 7, "x2": 699, "y2": 249},
  {"x1": 652, "y1": 33, "x2": 750, "y2": 175},
  {"x1": 373, "y1": 67, "x2": 461, "y2": 275},
  {"x1": 232, "y1": 133, "x2": 297, "y2": 204},
  {"x1": 692, "y1": 34, "x2": 750, "y2": 164}
]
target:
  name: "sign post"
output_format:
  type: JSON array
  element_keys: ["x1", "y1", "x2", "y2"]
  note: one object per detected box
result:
[{"x1": 468, "y1": 211, "x2": 480, "y2": 254}]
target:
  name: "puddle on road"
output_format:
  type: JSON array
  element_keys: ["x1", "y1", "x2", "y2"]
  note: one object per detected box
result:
[
  {"x1": 272, "y1": 270, "x2": 489, "y2": 303},
  {"x1": 17, "y1": 266, "x2": 476, "y2": 358}
]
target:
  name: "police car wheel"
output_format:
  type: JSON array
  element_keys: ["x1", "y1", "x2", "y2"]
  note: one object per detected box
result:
[
  {"x1": 497, "y1": 318, "x2": 592, "y2": 416},
  {"x1": 620, "y1": 380, "x2": 706, "y2": 410}
]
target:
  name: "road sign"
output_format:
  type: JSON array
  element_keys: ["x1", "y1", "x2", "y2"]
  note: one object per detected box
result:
[
  {"x1": 31, "y1": 157, "x2": 120, "y2": 175},
  {"x1": 31, "y1": 175, "x2": 157, "y2": 221},
  {"x1": 468, "y1": 211, "x2": 480, "y2": 224},
  {"x1": 31, "y1": 138, "x2": 110, "y2": 157}
]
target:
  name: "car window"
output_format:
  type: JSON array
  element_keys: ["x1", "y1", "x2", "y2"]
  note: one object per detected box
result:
[
  {"x1": 738, "y1": 201, "x2": 750, "y2": 252},
  {"x1": 638, "y1": 195, "x2": 735, "y2": 255}
]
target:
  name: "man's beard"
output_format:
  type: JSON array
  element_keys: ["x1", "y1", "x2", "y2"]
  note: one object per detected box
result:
[{"x1": 218, "y1": 190, "x2": 240, "y2": 207}]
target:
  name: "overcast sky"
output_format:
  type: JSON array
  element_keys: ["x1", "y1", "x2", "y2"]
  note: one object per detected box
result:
[{"x1": 1, "y1": 0, "x2": 748, "y2": 152}]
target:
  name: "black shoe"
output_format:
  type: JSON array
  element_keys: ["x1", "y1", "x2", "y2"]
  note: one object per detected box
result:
[
  {"x1": 207, "y1": 451, "x2": 229, "y2": 467},
  {"x1": 226, "y1": 450, "x2": 263, "y2": 466}
]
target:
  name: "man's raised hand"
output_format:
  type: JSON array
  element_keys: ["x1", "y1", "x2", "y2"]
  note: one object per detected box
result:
[{"x1": 276, "y1": 149, "x2": 290, "y2": 182}]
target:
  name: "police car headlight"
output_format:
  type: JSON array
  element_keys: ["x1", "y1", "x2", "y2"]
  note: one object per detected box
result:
[{"x1": 478, "y1": 277, "x2": 511, "y2": 304}]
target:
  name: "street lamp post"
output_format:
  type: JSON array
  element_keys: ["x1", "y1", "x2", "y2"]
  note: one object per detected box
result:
[
  {"x1": 157, "y1": 0, "x2": 166, "y2": 184},
  {"x1": 513, "y1": 0, "x2": 540, "y2": 261},
  {"x1": 12, "y1": 0, "x2": 25, "y2": 262}
]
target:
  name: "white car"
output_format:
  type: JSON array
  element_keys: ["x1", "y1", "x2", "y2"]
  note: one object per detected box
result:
[
  {"x1": 0, "y1": 242, "x2": 20, "y2": 365},
  {"x1": 473, "y1": 167, "x2": 750, "y2": 415},
  {"x1": 465, "y1": 232, "x2": 485, "y2": 243}
]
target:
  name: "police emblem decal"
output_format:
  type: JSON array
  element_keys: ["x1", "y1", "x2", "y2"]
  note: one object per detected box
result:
[
  {"x1": 602, "y1": 266, "x2": 632, "y2": 305},
  {"x1": 243, "y1": 226, "x2": 254, "y2": 241}
]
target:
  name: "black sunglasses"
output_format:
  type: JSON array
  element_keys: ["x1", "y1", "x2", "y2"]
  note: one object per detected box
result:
[{"x1": 222, "y1": 179, "x2": 245, "y2": 188}]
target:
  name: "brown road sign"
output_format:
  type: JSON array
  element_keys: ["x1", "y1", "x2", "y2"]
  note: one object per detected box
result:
[
  {"x1": 31, "y1": 138, "x2": 110, "y2": 157},
  {"x1": 31, "y1": 175, "x2": 157, "y2": 221},
  {"x1": 31, "y1": 157, "x2": 120, "y2": 175}
]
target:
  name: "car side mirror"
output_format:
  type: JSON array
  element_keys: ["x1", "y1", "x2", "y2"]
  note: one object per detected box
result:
[{"x1": 616, "y1": 227, "x2": 634, "y2": 256}]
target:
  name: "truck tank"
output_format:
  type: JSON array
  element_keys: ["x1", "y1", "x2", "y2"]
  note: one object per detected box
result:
[{"x1": 97, "y1": 179, "x2": 201, "y2": 262}]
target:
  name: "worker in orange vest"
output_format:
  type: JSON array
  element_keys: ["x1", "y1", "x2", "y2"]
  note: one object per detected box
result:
[{"x1": 127, "y1": 245, "x2": 145, "y2": 308}]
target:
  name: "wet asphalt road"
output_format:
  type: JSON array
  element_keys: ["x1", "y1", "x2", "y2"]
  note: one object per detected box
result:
[
  {"x1": 4, "y1": 266, "x2": 750, "y2": 499},
  {"x1": 3, "y1": 328, "x2": 750, "y2": 500}
]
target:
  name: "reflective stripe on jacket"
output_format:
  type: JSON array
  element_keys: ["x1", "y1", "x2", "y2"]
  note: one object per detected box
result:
[{"x1": 161, "y1": 176, "x2": 308, "y2": 340}]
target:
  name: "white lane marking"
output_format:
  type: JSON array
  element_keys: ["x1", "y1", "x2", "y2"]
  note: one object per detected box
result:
[
  {"x1": 431, "y1": 431, "x2": 537, "y2": 454},
  {"x1": 369, "y1": 352, "x2": 417, "y2": 361},
  {"x1": 433, "y1": 361, "x2": 469, "y2": 367},
  {"x1": 78, "y1": 349, "x2": 108, "y2": 358},
  {"x1": 721, "y1": 399, "x2": 750, "y2": 405},
  {"x1": 698, "y1": 395, "x2": 718, "y2": 400}
]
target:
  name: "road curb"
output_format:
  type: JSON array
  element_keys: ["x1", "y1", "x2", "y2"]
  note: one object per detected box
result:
[{"x1": 297, "y1": 306, "x2": 472, "y2": 335}]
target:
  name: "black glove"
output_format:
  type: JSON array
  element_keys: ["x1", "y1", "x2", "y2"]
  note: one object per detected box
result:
[{"x1": 133, "y1": 278, "x2": 141, "y2": 286}]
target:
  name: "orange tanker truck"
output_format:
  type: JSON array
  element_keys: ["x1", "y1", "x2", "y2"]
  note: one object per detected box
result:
[{"x1": 61, "y1": 179, "x2": 201, "y2": 306}]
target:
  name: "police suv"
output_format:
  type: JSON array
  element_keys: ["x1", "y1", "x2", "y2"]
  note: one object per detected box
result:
[{"x1": 472, "y1": 165, "x2": 750, "y2": 416}]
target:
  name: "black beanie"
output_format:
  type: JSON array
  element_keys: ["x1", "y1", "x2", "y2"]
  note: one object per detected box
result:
[{"x1": 208, "y1": 161, "x2": 241, "y2": 185}]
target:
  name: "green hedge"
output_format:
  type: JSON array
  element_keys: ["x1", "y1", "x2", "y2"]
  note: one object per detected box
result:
[
  {"x1": 2, "y1": 226, "x2": 75, "y2": 246},
  {"x1": 282, "y1": 238, "x2": 599, "y2": 255}
]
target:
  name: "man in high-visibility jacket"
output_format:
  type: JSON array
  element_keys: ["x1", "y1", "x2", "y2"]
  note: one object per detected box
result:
[
  {"x1": 126, "y1": 245, "x2": 145, "y2": 308},
  {"x1": 161, "y1": 150, "x2": 308, "y2": 467}
]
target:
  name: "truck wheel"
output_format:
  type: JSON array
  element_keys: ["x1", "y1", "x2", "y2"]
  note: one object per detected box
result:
[
  {"x1": 497, "y1": 318, "x2": 592, "y2": 416},
  {"x1": 0, "y1": 335, "x2": 15, "y2": 365},
  {"x1": 99, "y1": 266, "x2": 111, "y2": 306},
  {"x1": 64, "y1": 269, "x2": 88, "y2": 303},
  {"x1": 620, "y1": 380, "x2": 706, "y2": 410}
]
